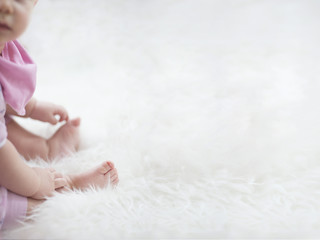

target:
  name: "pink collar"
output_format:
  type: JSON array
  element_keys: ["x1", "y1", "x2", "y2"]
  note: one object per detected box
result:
[{"x1": 0, "y1": 40, "x2": 36, "y2": 115}]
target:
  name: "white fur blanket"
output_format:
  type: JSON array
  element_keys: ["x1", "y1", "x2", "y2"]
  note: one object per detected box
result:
[{"x1": 3, "y1": 0, "x2": 320, "y2": 238}]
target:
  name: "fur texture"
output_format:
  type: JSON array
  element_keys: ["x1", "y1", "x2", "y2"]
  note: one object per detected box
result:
[{"x1": 3, "y1": 0, "x2": 320, "y2": 238}]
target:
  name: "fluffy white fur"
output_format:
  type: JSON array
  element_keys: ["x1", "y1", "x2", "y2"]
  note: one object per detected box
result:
[{"x1": 3, "y1": 0, "x2": 320, "y2": 238}]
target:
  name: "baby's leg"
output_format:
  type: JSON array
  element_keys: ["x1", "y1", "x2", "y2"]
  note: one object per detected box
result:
[
  {"x1": 17, "y1": 162, "x2": 119, "y2": 218},
  {"x1": 46, "y1": 118, "x2": 81, "y2": 159},
  {"x1": 66, "y1": 161, "x2": 119, "y2": 190},
  {"x1": 22, "y1": 161, "x2": 119, "y2": 224},
  {"x1": 0, "y1": 162, "x2": 118, "y2": 230},
  {"x1": 6, "y1": 117, "x2": 80, "y2": 160}
]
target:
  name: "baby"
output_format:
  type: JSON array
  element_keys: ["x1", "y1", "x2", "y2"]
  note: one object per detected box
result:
[{"x1": 0, "y1": 0, "x2": 119, "y2": 230}]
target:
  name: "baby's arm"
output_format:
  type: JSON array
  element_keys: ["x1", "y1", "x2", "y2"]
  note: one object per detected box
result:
[
  {"x1": 6, "y1": 98, "x2": 69, "y2": 124},
  {"x1": 0, "y1": 140, "x2": 66, "y2": 199}
]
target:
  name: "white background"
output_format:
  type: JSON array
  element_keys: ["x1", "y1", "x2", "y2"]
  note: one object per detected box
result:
[{"x1": 6, "y1": 0, "x2": 320, "y2": 238}]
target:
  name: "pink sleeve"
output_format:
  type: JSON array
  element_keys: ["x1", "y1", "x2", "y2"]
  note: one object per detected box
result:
[{"x1": 0, "y1": 85, "x2": 7, "y2": 148}]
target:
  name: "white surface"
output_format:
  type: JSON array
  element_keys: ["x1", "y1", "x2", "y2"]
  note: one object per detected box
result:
[{"x1": 3, "y1": 0, "x2": 320, "y2": 238}]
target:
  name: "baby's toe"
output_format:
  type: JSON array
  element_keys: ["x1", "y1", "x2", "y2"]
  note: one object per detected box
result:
[
  {"x1": 107, "y1": 161, "x2": 115, "y2": 169},
  {"x1": 110, "y1": 169, "x2": 119, "y2": 184},
  {"x1": 99, "y1": 162, "x2": 112, "y2": 175},
  {"x1": 112, "y1": 177, "x2": 119, "y2": 186},
  {"x1": 110, "y1": 169, "x2": 117, "y2": 178}
]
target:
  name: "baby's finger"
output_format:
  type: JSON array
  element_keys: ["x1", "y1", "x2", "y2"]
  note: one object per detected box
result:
[
  {"x1": 56, "y1": 113, "x2": 68, "y2": 122},
  {"x1": 62, "y1": 112, "x2": 69, "y2": 122},
  {"x1": 54, "y1": 107, "x2": 69, "y2": 122},
  {"x1": 51, "y1": 115, "x2": 58, "y2": 124},
  {"x1": 54, "y1": 178, "x2": 68, "y2": 189}
]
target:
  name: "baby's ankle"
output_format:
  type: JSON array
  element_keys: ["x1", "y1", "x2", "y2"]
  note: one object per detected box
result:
[
  {"x1": 64, "y1": 175, "x2": 76, "y2": 191},
  {"x1": 64, "y1": 174, "x2": 84, "y2": 191}
]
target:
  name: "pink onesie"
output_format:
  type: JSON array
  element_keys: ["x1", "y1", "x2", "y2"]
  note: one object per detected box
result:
[{"x1": 0, "y1": 40, "x2": 37, "y2": 230}]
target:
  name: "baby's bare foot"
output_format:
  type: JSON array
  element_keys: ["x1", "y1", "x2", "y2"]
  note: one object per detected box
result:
[
  {"x1": 66, "y1": 161, "x2": 119, "y2": 190},
  {"x1": 47, "y1": 118, "x2": 81, "y2": 159}
]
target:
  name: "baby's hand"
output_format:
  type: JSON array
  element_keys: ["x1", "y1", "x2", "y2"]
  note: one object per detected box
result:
[
  {"x1": 30, "y1": 100, "x2": 69, "y2": 124},
  {"x1": 31, "y1": 167, "x2": 67, "y2": 200}
]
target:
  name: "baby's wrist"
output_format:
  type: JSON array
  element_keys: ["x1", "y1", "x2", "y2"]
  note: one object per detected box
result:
[
  {"x1": 64, "y1": 175, "x2": 75, "y2": 191},
  {"x1": 29, "y1": 170, "x2": 42, "y2": 197}
]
